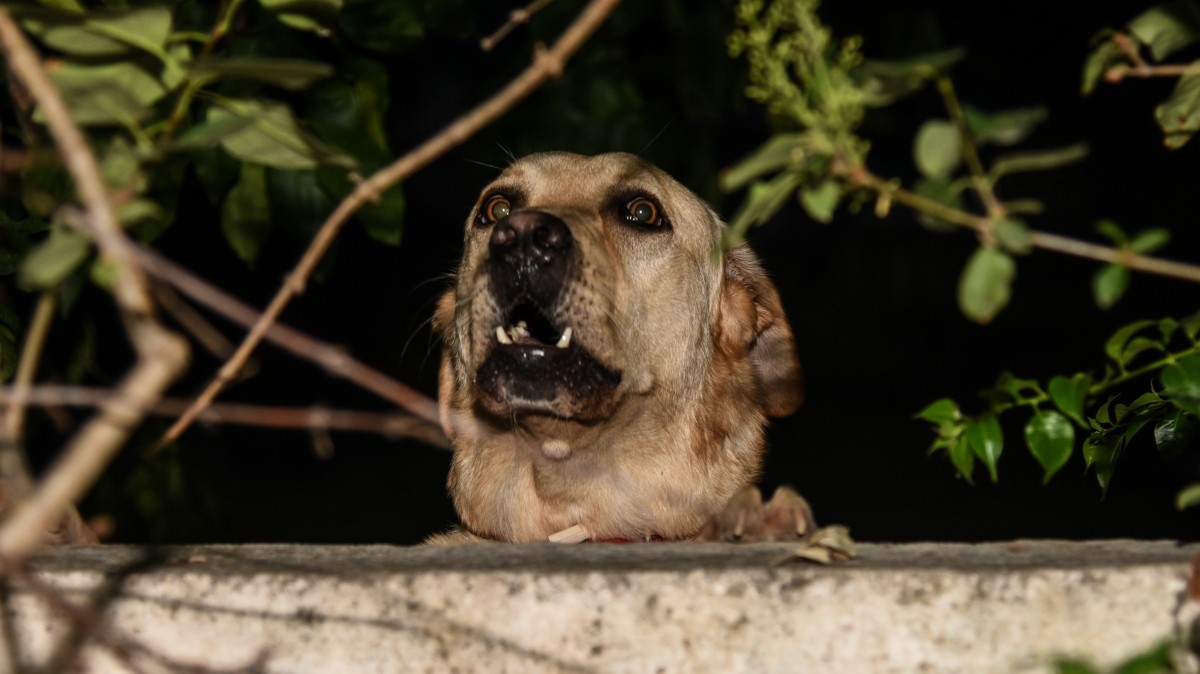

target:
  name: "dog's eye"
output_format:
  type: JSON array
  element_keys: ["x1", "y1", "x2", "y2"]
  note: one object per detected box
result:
[
  {"x1": 625, "y1": 197, "x2": 663, "y2": 227},
  {"x1": 482, "y1": 195, "x2": 512, "y2": 224}
]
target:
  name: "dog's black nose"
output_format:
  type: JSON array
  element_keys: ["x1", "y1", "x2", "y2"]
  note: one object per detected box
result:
[{"x1": 489, "y1": 210, "x2": 572, "y2": 292}]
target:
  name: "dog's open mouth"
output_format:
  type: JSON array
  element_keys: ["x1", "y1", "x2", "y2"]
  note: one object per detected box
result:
[
  {"x1": 494, "y1": 302, "x2": 573, "y2": 349},
  {"x1": 475, "y1": 298, "x2": 620, "y2": 418}
]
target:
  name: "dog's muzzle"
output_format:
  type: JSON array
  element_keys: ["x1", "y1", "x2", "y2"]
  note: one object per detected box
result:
[{"x1": 474, "y1": 210, "x2": 620, "y2": 418}]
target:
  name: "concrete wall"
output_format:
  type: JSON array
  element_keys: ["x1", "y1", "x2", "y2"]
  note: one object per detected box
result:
[{"x1": 4, "y1": 540, "x2": 1198, "y2": 673}]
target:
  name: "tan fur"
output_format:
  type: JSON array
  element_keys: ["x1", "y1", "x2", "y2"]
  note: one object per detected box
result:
[{"x1": 433, "y1": 152, "x2": 802, "y2": 543}]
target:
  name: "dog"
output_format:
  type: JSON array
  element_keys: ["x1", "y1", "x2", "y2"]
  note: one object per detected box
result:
[{"x1": 428, "y1": 152, "x2": 818, "y2": 545}]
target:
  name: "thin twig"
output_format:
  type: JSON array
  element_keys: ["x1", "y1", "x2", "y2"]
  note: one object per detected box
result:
[
  {"x1": 0, "y1": 385, "x2": 449, "y2": 448},
  {"x1": 162, "y1": 0, "x2": 622, "y2": 446},
  {"x1": 122, "y1": 243, "x2": 443, "y2": 430},
  {"x1": 852, "y1": 167, "x2": 1200, "y2": 284},
  {"x1": 481, "y1": 0, "x2": 557, "y2": 52},
  {"x1": 0, "y1": 8, "x2": 189, "y2": 559},
  {"x1": 4, "y1": 292, "x2": 56, "y2": 444},
  {"x1": 936, "y1": 77, "x2": 1005, "y2": 222},
  {"x1": 1105, "y1": 62, "x2": 1200, "y2": 82}
]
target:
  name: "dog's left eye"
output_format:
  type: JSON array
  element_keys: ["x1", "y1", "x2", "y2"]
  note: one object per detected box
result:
[
  {"x1": 481, "y1": 195, "x2": 513, "y2": 224},
  {"x1": 625, "y1": 197, "x2": 664, "y2": 228}
]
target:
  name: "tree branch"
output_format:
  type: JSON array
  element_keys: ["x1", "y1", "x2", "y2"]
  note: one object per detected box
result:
[
  {"x1": 0, "y1": 385, "x2": 449, "y2": 448},
  {"x1": 0, "y1": 8, "x2": 189, "y2": 559},
  {"x1": 851, "y1": 166, "x2": 1200, "y2": 284},
  {"x1": 481, "y1": 0, "x2": 557, "y2": 52},
  {"x1": 119, "y1": 243, "x2": 443, "y2": 432},
  {"x1": 161, "y1": 0, "x2": 622, "y2": 446}
]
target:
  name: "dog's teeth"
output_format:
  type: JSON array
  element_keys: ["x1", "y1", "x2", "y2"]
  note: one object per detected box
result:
[
  {"x1": 496, "y1": 326, "x2": 512, "y2": 345},
  {"x1": 556, "y1": 327, "x2": 573, "y2": 349},
  {"x1": 512, "y1": 321, "x2": 530, "y2": 340}
]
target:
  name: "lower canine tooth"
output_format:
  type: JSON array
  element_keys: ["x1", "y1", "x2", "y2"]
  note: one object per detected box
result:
[
  {"x1": 496, "y1": 326, "x2": 512, "y2": 345},
  {"x1": 556, "y1": 327, "x2": 573, "y2": 349}
]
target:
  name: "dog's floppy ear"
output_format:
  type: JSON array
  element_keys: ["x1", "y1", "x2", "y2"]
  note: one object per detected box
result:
[
  {"x1": 433, "y1": 289, "x2": 459, "y2": 440},
  {"x1": 717, "y1": 245, "x2": 804, "y2": 417}
]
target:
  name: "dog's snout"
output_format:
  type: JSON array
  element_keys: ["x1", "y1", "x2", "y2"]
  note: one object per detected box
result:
[{"x1": 489, "y1": 211, "x2": 572, "y2": 294}]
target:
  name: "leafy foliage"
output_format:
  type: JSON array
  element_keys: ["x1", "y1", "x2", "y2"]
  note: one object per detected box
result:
[
  {"x1": 919, "y1": 314, "x2": 1200, "y2": 502},
  {"x1": 724, "y1": 0, "x2": 1091, "y2": 326},
  {"x1": 1083, "y1": 0, "x2": 1200, "y2": 147},
  {"x1": 0, "y1": 0, "x2": 417, "y2": 369}
]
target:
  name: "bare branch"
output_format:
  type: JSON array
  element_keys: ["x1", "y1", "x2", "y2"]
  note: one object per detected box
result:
[
  {"x1": 120, "y1": 243, "x2": 443, "y2": 431},
  {"x1": 481, "y1": 0, "x2": 557, "y2": 52},
  {"x1": 0, "y1": 385, "x2": 449, "y2": 448},
  {"x1": 851, "y1": 166, "x2": 1200, "y2": 284},
  {"x1": 163, "y1": 0, "x2": 622, "y2": 445},
  {"x1": 0, "y1": 8, "x2": 189, "y2": 559}
]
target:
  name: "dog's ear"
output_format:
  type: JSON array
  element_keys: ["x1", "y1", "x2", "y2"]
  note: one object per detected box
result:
[
  {"x1": 717, "y1": 245, "x2": 804, "y2": 417},
  {"x1": 433, "y1": 290, "x2": 458, "y2": 440}
]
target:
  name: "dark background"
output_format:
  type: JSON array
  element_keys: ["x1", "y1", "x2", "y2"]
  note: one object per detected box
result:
[{"x1": 57, "y1": 1, "x2": 1200, "y2": 543}]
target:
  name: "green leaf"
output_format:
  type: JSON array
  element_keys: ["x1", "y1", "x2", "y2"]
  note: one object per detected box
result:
[
  {"x1": 989, "y1": 144, "x2": 1089, "y2": 181},
  {"x1": 1048, "y1": 373, "x2": 1090, "y2": 428},
  {"x1": 916, "y1": 398, "x2": 962, "y2": 425},
  {"x1": 958, "y1": 247, "x2": 1015, "y2": 324},
  {"x1": 101, "y1": 135, "x2": 144, "y2": 193},
  {"x1": 1082, "y1": 39, "x2": 1124, "y2": 96},
  {"x1": 949, "y1": 435, "x2": 974, "y2": 485},
  {"x1": 859, "y1": 48, "x2": 967, "y2": 105},
  {"x1": 798, "y1": 180, "x2": 840, "y2": 224},
  {"x1": 1159, "y1": 317, "x2": 1180, "y2": 343},
  {"x1": 913, "y1": 178, "x2": 965, "y2": 232},
  {"x1": 966, "y1": 413, "x2": 1003, "y2": 483},
  {"x1": 725, "y1": 172, "x2": 804, "y2": 247},
  {"x1": 1177, "y1": 482, "x2": 1200, "y2": 509},
  {"x1": 221, "y1": 163, "x2": 272, "y2": 266},
  {"x1": 189, "y1": 58, "x2": 335, "y2": 90},
  {"x1": 1130, "y1": 227, "x2": 1171, "y2": 254},
  {"x1": 1154, "y1": 409, "x2": 1194, "y2": 461},
  {"x1": 1183, "y1": 310, "x2": 1200, "y2": 342},
  {"x1": 18, "y1": 228, "x2": 92, "y2": 290},
  {"x1": 1128, "y1": 1, "x2": 1200, "y2": 60},
  {"x1": 20, "y1": 6, "x2": 171, "y2": 57},
  {"x1": 1025, "y1": 410, "x2": 1074, "y2": 484},
  {"x1": 261, "y1": 0, "x2": 344, "y2": 35},
  {"x1": 171, "y1": 114, "x2": 257, "y2": 152},
  {"x1": 913, "y1": 119, "x2": 961, "y2": 179},
  {"x1": 994, "y1": 218, "x2": 1032, "y2": 255},
  {"x1": 1155, "y1": 67, "x2": 1200, "y2": 149},
  {"x1": 1082, "y1": 432, "x2": 1122, "y2": 496},
  {"x1": 39, "y1": 61, "x2": 166, "y2": 127},
  {"x1": 721, "y1": 134, "x2": 807, "y2": 192},
  {"x1": 963, "y1": 105, "x2": 1048, "y2": 146},
  {"x1": 1122, "y1": 336, "x2": 1163, "y2": 365},
  {"x1": 1162, "y1": 354, "x2": 1200, "y2": 416},
  {"x1": 1095, "y1": 219, "x2": 1127, "y2": 245},
  {"x1": 1105, "y1": 320, "x2": 1156, "y2": 364},
  {"x1": 208, "y1": 99, "x2": 357, "y2": 170},
  {"x1": 1092, "y1": 262, "x2": 1131, "y2": 309}
]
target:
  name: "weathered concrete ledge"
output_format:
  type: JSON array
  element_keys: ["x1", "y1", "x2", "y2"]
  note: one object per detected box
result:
[{"x1": 4, "y1": 540, "x2": 1198, "y2": 673}]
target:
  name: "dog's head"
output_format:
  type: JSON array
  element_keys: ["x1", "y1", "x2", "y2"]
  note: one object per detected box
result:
[{"x1": 435, "y1": 152, "x2": 801, "y2": 440}]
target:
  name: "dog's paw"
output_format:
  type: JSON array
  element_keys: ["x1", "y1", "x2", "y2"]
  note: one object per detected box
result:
[{"x1": 696, "y1": 485, "x2": 815, "y2": 543}]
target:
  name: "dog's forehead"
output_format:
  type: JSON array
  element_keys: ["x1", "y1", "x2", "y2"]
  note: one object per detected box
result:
[{"x1": 491, "y1": 152, "x2": 681, "y2": 203}]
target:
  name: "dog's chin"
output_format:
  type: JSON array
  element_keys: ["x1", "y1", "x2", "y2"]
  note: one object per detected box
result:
[{"x1": 474, "y1": 342, "x2": 621, "y2": 420}]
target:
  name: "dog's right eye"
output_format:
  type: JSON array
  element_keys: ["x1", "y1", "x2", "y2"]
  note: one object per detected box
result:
[{"x1": 480, "y1": 195, "x2": 512, "y2": 225}]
